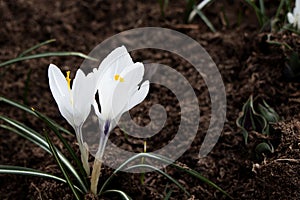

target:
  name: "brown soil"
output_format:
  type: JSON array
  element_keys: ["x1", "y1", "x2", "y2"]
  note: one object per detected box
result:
[{"x1": 0, "y1": 0, "x2": 300, "y2": 199}]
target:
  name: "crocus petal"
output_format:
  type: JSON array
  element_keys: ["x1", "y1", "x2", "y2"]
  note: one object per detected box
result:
[
  {"x1": 95, "y1": 45, "x2": 134, "y2": 85},
  {"x1": 288, "y1": 12, "x2": 295, "y2": 24},
  {"x1": 110, "y1": 63, "x2": 145, "y2": 119},
  {"x1": 72, "y1": 69, "x2": 95, "y2": 126},
  {"x1": 296, "y1": 0, "x2": 300, "y2": 10},
  {"x1": 48, "y1": 64, "x2": 74, "y2": 127},
  {"x1": 127, "y1": 80, "x2": 150, "y2": 110}
]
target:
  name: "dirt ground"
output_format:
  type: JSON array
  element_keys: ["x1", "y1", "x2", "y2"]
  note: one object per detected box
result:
[{"x1": 0, "y1": 0, "x2": 299, "y2": 199}]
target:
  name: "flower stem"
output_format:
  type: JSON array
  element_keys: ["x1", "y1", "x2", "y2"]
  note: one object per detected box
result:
[
  {"x1": 76, "y1": 126, "x2": 90, "y2": 175},
  {"x1": 90, "y1": 158, "x2": 102, "y2": 194},
  {"x1": 80, "y1": 143, "x2": 90, "y2": 175}
]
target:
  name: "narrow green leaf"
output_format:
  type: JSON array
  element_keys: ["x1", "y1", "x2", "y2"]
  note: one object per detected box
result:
[
  {"x1": 0, "y1": 165, "x2": 83, "y2": 194},
  {"x1": 33, "y1": 110, "x2": 89, "y2": 187},
  {"x1": 275, "y1": 0, "x2": 286, "y2": 20},
  {"x1": 44, "y1": 133, "x2": 82, "y2": 200},
  {"x1": 255, "y1": 142, "x2": 274, "y2": 154},
  {"x1": 126, "y1": 164, "x2": 190, "y2": 196},
  {"x1": 143, "y1": 153, "x2": 232, "y2": 198},
  {"x1": 0, "y1": 116, "x2": 88, "y2": 193},
  {"x1": 0, "y1": 51, "x2": 98, "y2": 68},
  {"x1": 0, "y1": 96, "x2": 72, "y2": 135},
  {"x1": 18, "y1": 39, "x2": 56, "y2": 57},
  {"x1": 0, "y1": 116, "x2": 51, "y2": 153},
  {"x1": 98, "y1": 153, "x2": 168, "y2": 195},
  {"x1": 103, "y1": 190, "x2": 132, "y2": 200},
  {"x1": 259, "y1": 0, "x2": 265, "y2": 17},
  {"x1": 195, "y1": 9, "x2": 216, "y2": 32},
  {"x1": 98, "y1": 153, "x2": 231, "y2": 198},
  {"x1": 258, "y1": 101, "x2": 280, "y2": 123},
  {"x1": 170, "y1": 162, "x2": 232, "y2": 199},
  {"x1": 163, "y1": 188, "x2": 173, "y2": 200},
  {"x1": 245, "y1": 0, "x2": 268, "y2": 27},
  {"x1": 236, "y1": 95, "x2": 269, "y2": 144}
]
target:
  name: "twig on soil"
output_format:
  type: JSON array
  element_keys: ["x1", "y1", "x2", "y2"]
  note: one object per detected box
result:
[
  {"x1": 30, "y1": 182, "x2": 43, "y2": 200},
  {"x1": 274, "y1": 158, "x2": 300, "y2": 163}
]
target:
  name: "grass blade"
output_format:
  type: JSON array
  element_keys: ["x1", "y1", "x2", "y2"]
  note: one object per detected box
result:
[
  {"x1": 275, "y1": 0, "x2": 286, "y2": 20},
  {"x1": 0, "y1": 116, "x2": 88, "y2": 193},
  {"x1": 164, "y1": 188, "x2": 173, "y2": 200},
  {"x1": 170, "y1": 162, "x2": 232, "y2": 199},
  {"x1": 245, "y1": 0, "x2": 265, "y2": 26},
  {"x1": 125, "y1": 164, "x2": 190, "y2": 196},
  {"x1": 103, "y1": 190, "x2": 132, "y2": 200},
  {"x1": 0, "y1": 165, "x2": 83, "y2": 193},
  {"x1": 18, "y1": 39, "x2": 56, "y2": 57},
  {"x1": 0, "y1": 116, "x2": 51, "y2": 153},
  {"x1": 33, "y1": 110, "x2": 89, "y2": 187},
  {"x1": 259, "y1": 0, "x2": 265, "y2": 17},
  {"x1": 98, "y1": 153, "x2": 169, "y2": 195},
  {"x1": 99, "y1": 153, "x2": 231, "y2": 198},
  {"x1": 44, "y1": 133, "x2": 82, "y2": 200},
  {"x1": 0, "y1": 51, "x2": 98, "y2": 68},
  {"x1": 195, "y1": 9, "x2": 216, "y2": 32},
  {"x1": 0, "y1": 96, "x2": 72, "y2": 135}
]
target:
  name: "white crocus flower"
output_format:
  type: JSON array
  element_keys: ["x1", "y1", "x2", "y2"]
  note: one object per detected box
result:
[
  {"x1": 93, "y1": 46, "x2": 150, "y2": 160},
  {"x1": 90, "y1": 46, "x2": 150, "y2": 194},
  {"x1": 287, "y1": 0, "x2": 300, "y2": 29},
  {"x1": 48, "y1": 64, "x2": 96, "y2": 175}
]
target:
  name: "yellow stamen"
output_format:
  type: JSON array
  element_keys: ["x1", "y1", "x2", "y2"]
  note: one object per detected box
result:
[
  {"x1": 66, "y1": 71, "x2": 71, "y2": 90},
  {"x1": 114, "y1": 74, "x2": 124, "y2": 82},
  {"x1": 114, "y1": 74, "x2": 120, "y2": 81},
  {"x1": 31, "y1": 107, "x2": 35, "y2": 111}
]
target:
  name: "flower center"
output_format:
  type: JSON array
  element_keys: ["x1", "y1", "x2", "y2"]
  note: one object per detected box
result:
[{"x1": 114, "y1": 74, "x2": 124, "y2": 82}]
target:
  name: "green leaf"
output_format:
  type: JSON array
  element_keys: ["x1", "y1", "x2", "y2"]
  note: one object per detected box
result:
[
  {"x1": 255, "y1": 142, "x2": 274, "y2": 154},
  {"x1": 257, "y1": 100, "x2": 280, "y2": 123},
  {"x1": 102, "y1": 190, "x2": 132, "y2": 200},
  {"x1": 195, "y1": 9, "x2": 216, "y2": 32},
  {"x1": 0, "y1": 51, "x2": 98, "y2": 68},
  {"x1": 0, "y1": 116, "x2": 51, "y2": 153},
  {"x1": 157, "y1": 0, "x2": 169, "y2": 17},
  {"x1": 244, "y1": 0, "x2": 269, "y2": 28},
  {"x1": 18, "y1": 39, "x2": 56, "y2": 57},
  {"x1": 163, "y1": 188, "x2": 173, "y2": 200},
  {"x1": 0, "y1": 165, "x2": 83, "y2": 194},
  {"x1": 99, "y1": 153, "x2": 232, "y2": 199},
  {"x1": 184, "y1": 0, "x2": 196, "y2": 22},
  {"x1": 33, "y1": 109, "x2": 88, "y2": 187},
  {"x1": 0, "y1": 96, "x2": 72, "y2": 135},
  {"x1": 126, "y1": 164, "x2": 189, "y2": 195},
  {"x1": 236, "y1": 95, "x2": 269, "y2": 144},
  {"x1": 44, "y1": 133, "x2": 82, "y2": 200},
  {"x1": 0, "y1": 116, "x2": 88, "y2": 193}
]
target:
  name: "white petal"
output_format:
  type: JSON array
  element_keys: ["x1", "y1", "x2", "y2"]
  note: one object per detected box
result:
[
  {"x1": 96, "y1": 46, "x2": 134, "y2": 83},
  {"x1": 287, "y1": 13, "x2": 295, "y2": 24},
  {"x1": 96, "y1": 72, "x2": 118, "y2": 119},
  {"x1": 127, "y1": 80, "x2": 150, "y2": 110},
  {"x1": 119, "y1": 62, "x2": 144, "y2": 87},
  {"x1": 110, "y1": 63, "x2": 145, "y2": 119},
  {"x1": 72, "y1": 69, "x2": 95, "y2": 126},
  {"x1": 296, "y1": 0, "x2": 300, "y2": 10},
  {"x1": 196, "y1": 0, "x2": 211, "y2": 10},
  {"x1": 48, "y1": 64, "x2": 74, "y2": 127}
]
